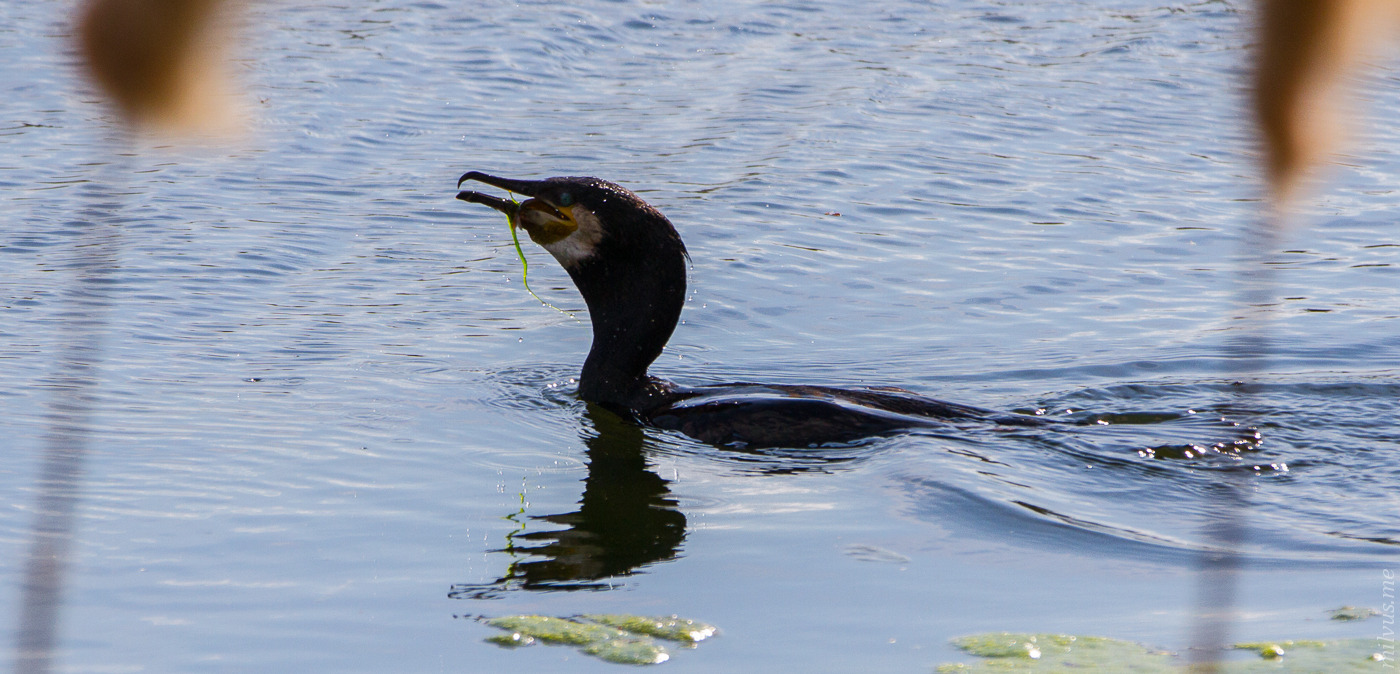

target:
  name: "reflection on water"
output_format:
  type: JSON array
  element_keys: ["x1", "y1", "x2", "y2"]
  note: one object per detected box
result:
[
  {"x1": 452, "y1": 406, "x2": 685, "y2": 597},
  {"x1": 14, "y1": 178, "x2": 126, "y2": 674},
  {"x1": 450, "y1": 398, "x2": 902, "y2": 599}
]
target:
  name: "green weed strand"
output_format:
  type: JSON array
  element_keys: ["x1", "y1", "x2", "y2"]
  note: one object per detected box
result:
[{"x1": 505, "y1": 193, "x2": 575, "y2": 319}]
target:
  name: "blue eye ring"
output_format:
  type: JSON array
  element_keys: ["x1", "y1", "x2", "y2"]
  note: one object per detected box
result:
[{"x1": 557, "y1": 192, "x2": 574, "y2": 207}]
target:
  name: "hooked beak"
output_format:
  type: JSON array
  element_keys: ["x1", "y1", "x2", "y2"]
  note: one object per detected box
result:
[
  {"x1": 456, "y1": 172, "x2": 535, "y2": 215},
  {"x1": 455, "y1": 171, "x2": 557, "y2": 217},
  {"x1": 455, "y1": 171, "x2": 575, "y2": 244}
]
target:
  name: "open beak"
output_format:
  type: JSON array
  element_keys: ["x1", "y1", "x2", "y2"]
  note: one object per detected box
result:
[
  {"x1": 456, "y1": 171, "x2": 567, "y2": 219},
  {"x1": 455, "y1": 171, "x2": 536, "y2": 216},
  {"x1": 455, "y1": 171, "x2": 575, "y2": 243}
]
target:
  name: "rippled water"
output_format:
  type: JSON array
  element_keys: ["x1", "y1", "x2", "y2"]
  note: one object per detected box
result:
[{"x1": 3, "y1": 0, "x2": 1398, "y2": 671}]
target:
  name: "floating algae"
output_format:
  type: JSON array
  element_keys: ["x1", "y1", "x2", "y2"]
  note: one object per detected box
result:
[
  {"x1": 485, "y1": 615, "x2": 629, "y2": 647},
  {"x1": 940, "y1": 633, "x2": 1170, "y2": 671},
  {"x1": 1236, "y1": 641, "x2": 1293, "y2": 660},
  {"x1": 1328, "y1": 606, "x2": 1380, "y2": 621},
  {"x1": 938, "y1": 632, "x2": 1389, "y2": 672},
  {"x1": 582, "y1": 614, "x2": 717, "y2": 645},
  {"x1": 484, "y1": 631, "x2": 535, "y2": 648},
  {"x1": 583, "y1": 637, "x2": 672, "y2": 665},
  {"x1": 1231, "y1": 639, "x2": 1387, "y2": 670},
  {"x1": 481, "y1": 613, "x2": 717, "y2": 665}
]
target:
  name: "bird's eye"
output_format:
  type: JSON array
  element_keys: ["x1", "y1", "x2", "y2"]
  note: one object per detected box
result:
[{"x1": 557, "y1": 192, "x2": 574, "y2": 207}]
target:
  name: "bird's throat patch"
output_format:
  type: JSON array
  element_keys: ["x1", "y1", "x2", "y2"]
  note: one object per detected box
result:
[
  {"x1": 516, "y1": 200, "x2": 576, "y2": 246},
  {"x1": 539, "y1": 206, "x2": 604, "y2": 268},
  {"x1": 520, "y1": 218, "x2": 575, "y2": 246}
]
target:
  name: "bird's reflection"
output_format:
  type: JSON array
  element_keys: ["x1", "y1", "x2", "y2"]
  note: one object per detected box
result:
[{"x1": 451, "y1": 405, "x2": 686, "y2": 598}]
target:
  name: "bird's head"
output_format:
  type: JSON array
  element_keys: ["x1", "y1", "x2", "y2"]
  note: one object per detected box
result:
[
  {"x1": 456, "y1": 172, "x2": 683, "y2": 271},
  {"x1": 454, "y1": 171, "x2": 689, "y2": 405}
]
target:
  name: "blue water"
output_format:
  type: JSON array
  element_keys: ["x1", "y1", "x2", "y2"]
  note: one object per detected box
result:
[{"x1": 2, "y1": 0, "x2": 1398, "y2": 671}]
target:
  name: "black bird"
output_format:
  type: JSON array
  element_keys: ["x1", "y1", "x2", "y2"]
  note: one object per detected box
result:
[{"x1": 456, "y1": 172, "x2": 1041, "y2": 447}]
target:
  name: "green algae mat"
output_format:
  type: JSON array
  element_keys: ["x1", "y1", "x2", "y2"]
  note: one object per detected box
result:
[
  {"x1": 481, "y1": 614, "x2": 717, "y2": 665},
  {"x1": 938, "y1": 632, "x2": 1391, "y2": 672},
  {"x1": 478, "y1": 613, "x2": 1391, "y2": 669}
]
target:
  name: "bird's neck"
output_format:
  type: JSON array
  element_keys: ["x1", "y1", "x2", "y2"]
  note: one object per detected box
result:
[{"x1": 570, "y1": 254, "x2": 686, "y2": 413}]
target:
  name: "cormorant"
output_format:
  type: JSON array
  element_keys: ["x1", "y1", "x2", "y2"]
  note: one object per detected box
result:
[{"x1": 456, "y1": 172, "x2": 1040, "y2": 447}]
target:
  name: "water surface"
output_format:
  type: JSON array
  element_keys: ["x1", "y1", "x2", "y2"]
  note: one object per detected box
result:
[{"x1": 2, "y1": 0, "x2": 1398, "y2": 671}]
